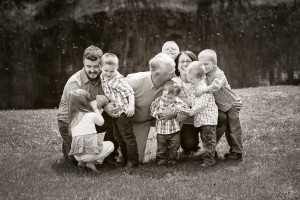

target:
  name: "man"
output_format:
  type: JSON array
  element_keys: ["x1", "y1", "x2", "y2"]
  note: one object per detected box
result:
[
  {"x1": 57, "y1": 45, "x2": 117, "y2": 163},
  {"x1": 126, "y1": 53, "x2": 177, "y2": 162}
]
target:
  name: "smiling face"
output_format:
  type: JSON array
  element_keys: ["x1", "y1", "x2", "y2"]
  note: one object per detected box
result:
[
  {"x1": 161, "y1": 89, "x2": 177, "y2": 104},
  {"x1": 178, "y1": 53, "x2": 193, "y2": 76},
  {"x1": 162, "y1": 42, "x2": 179, "y2": 60},
  {"x1": 101, "y1": 64, "x2": 117, "y2": 79},
  {"x1": 198, "y1": 56, "x2": 215, "y2": 73},
  {"x1": 83, "y1": 58, "x2": 101, "y2": 81}
]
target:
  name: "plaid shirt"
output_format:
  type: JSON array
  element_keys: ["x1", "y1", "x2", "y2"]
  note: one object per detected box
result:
[
  {"x1": 150, "y1": 97, "x2": 190, "y2": 134},
  {"x1": 100, "y1": 73, "x2": 134, "y2": 116},
  {"x1": 206, "y1": 66, "x2": 240, "y2": 112},
  {"x1": 188, "y1": 80, "x2": 218, "y2": 127}
]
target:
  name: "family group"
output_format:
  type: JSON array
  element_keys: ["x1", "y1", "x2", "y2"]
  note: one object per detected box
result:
[{"x1": 57, "y1": 41, "x2": 243, "y2": 173}]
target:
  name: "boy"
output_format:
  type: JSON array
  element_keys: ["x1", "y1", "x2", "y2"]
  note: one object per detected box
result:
[
  {"x1": 186, "y1": 62, "x2": 218, "y2": 167},
  {"x1": 197, "y1": 49, "x2": 243, "y2": 160},
  {"x1": 100, "y1": 53, "x2": 139, "y2": 170},
  {"x1": 150, "y1": 80, "x2": 190, "y2": 166},
  {"x1": 161, "y1": 41, "x2": 180, "y2": 60}
]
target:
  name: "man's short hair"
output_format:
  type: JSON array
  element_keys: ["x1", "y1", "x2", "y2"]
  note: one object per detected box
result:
[
  {"x1": 186, "y1": 61, "x2": 206, "y2": 79},
  {"x1": 198, "y1": 49, "x2": 217, "y2": 65},
  {"x1": 149, "y1": 53, "x2": 175, "y2": 71},
  {"x1": 101, "y1": 53, "x2": 119, "y2": 67},
  {"x1": 163, "y1": 80, "x2": 181, "y2": 96},
  {"x1": 83, "y1": 45, "x2": 103, "y2": 61}
]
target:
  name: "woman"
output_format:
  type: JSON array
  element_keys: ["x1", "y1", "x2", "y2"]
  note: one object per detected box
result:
[{"x1": 173, "y1": 51, "x2": 227, "y2": 154}]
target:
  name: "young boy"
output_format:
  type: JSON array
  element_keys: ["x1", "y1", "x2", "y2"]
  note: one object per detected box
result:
[
  {"x1": 186, "y1": 62, "x2": 218, "y2": 167},
  {"x1": 197, "y1": 49, "x2": 243, "y2": 160},
  {"x1": 150, "y1": 80, "x2": 190, "y2": 166},
  {"x1": 100, "y1": 53, "x2": 139, "y2": 170},
  {"x1": 161, "y1": 41, "x2": 180, "y2": 60}
]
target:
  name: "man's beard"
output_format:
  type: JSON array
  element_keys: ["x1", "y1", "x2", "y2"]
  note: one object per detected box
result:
[{"x1": 85, "y1": 70, "x2": 100, "y2": 81}]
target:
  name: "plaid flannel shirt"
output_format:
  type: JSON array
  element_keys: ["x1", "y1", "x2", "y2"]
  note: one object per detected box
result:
[
  {"x1": 150, "y1": 97, "x2": 190, "y2": 134},
  {"x1": 100, "y1": 73, "x2": 134, "y2": 116},
  {"x1": 188, "y1": 80, "x2": 218, "y2": 127}
]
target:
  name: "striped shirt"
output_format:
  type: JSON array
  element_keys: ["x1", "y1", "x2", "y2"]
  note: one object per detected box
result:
[
  {"x1": 206, "y1": 66, "x2": 240, "y2": 112},
  {"x1": 188, "y1": 80, "x2": 218, "y2": 127},
  {"x1": 100, "y1": 73, "x2": 134, "y2": 116},
  {"x1": 150, "y1": 97, "x2": 190, "y2": 134}
]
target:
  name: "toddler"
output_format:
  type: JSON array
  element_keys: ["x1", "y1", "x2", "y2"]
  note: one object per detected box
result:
[
  {"x1": 186, "y1": 62, "x2": 218, "y2": 166},
  {"x1": 197, "y1": 49, "x2": 243, "y2": 160},
  {"x1": 100, "y1": 53, "x2": 139, "y2": 170},
  {"x1": 68, "y1": 89, "x2": 114, "y2": 173},
  {"x1": 150, "y1": 80, "x2": 190, "y2": 166}
]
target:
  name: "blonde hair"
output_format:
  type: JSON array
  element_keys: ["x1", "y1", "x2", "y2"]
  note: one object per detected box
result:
[
  {"x1": 68, "y1": 89, "x2": 94, "y2": 129},
  {"x1": 198, "y1": 49, "x2": 217, "y2": 65},
  {"x1": 100, "y1": 53, "x2": 119, "y2": 67},
  {"x1": 186, "y1": 61, "x2": 206, "y2": 79},
  {"x1": 149, "y1": 53, "x2": 175, "y2": 71},
  {"x1": 163, "y1": 80, "x2": 181, "y2": 96},
  {"x1": 161, "y1": 41, "x2": 179, "y2": 52}
]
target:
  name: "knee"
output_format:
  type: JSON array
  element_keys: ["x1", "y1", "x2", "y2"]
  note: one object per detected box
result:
[{"x1": 105, "y1": 141, "x2": 115, "y2": 152}]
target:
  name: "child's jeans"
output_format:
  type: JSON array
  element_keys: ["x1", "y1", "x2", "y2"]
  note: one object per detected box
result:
[
  {"x1": 199, "y1": 125, "x2": 217, "y2": 165},
  {"x1": 112, "y1": 113, "x2": 139, "y2": 165},
  {"x1": 217, "y1": 107, "x2": 243, "y2": 153},
  {"x1": 156, "y1": 131, "x2": 180, "y2": 162}
]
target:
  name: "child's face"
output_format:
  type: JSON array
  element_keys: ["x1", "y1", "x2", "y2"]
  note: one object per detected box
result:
[
  {"x1": 198, "y1": 56, "x2": 214, "y2": 73},
  {"x1": 161, "y1": 90, "x2": 176, "y2": 104},
  {"x1": 186, "y1": 72, "x2": 200, "y2": 85},
  {"x1": 101, "y1": 64, "x2": 117, "y2": 79},
  {"x1": 162, "y1": 43, "x2": 179, "y2": 60}
]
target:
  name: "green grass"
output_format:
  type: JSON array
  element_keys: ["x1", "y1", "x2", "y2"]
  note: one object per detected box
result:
[{"x1": 0, "y1": 86, "x2": 299, "y2": 200}]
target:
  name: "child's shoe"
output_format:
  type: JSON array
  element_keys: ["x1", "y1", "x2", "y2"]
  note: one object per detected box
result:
[{"x1": 226, "y1": 152, "x2": 243, "y2": 160}]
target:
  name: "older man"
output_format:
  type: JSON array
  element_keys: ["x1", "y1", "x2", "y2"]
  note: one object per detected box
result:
[
  {"x1": 57, "y1": 45, "x2": 117, "y2": 163},
  {"x1": 126, "y1": 53, "x2": 177, "y2": 162}
]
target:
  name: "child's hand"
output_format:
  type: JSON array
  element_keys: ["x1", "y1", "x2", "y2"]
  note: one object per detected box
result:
[
  {"x1": 194, "y1": 85, "x2": 208, "y2": 97},
  {"x1": 125, "y1": 104, "x2": 135, "y2": 117},
  {"x1": 90, "y1": 100, "x2": 98, "y2": 110},
  {"x1": 96, "y1": 95, "x2": 109, "y2": 108},
  {"x1": 233, "y1": 98, "x2": 243, "y2": 110}
]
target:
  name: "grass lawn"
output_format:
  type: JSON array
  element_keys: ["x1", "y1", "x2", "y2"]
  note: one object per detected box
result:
[{"x1": 0, "y1": 86, "x2": 299, "y2": 199}]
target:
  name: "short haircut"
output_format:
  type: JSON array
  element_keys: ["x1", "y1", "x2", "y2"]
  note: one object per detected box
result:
[
  {"x1": 149, "y1": 52, "x2": 175, "y2": 71},
  {"x1": 198, "y1": 49, "x2": 217, "y2": 65},
  {"x1": 101, "y1": 53, "x2": 119, "y2": 67},
  {"x1": 186, "y1": 61, "x2": 206, "y2": 79},
  {"x1": 83, "y1": 45, "x2": 103, "y2": 61},
  {"x1": 174, "y1": 50, "x2": 198, "y2": 76},
  {"x1": 161, "y1": 41, "x2": 179, "y2": 51},
  {"x1": 163, "y1": 80, "x2": 181, "y2": 96}
]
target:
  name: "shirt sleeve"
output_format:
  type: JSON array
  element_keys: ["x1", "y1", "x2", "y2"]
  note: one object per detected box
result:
[
  {"x1": 114, "y1": 77, "x2": 134, "y2": 98},
  {"x1": 189, "y1": 94, "x2": 210, "y2": 116},
  {"x1": 62, "y1": 81, "x2": 80, "y2": 101},
  {"x1": 90, "y1": 112, "x2": 104, "y2": 126},
  {"x1": 209, "y1": 70, "x2": 226, "y2": 93}
]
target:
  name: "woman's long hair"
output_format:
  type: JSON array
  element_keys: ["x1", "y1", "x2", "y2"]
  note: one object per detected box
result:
[{"x1": 68, "y1": 89, "x2": 94, "y2": 129}]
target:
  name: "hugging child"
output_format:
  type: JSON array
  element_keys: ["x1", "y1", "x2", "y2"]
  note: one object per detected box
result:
[
  {"x1": 100, "y1": 53, "x2": 139, "y2": 171},
  {"x1": 150, "y1": 80, "x2": 190, "y2": 166},
  {"x1": 197, "y1": 49, "x2": 243, "y2": 160},
  {"x1": 68, "y1": 89, "x2": 114, "y2": 173},
  {"x1": 186, "y1": 62, "x2": 218, "y2": 167}
]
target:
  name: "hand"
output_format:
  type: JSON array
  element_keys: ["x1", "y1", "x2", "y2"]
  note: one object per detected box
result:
[
  {"x1": 233, "y1": 98, "x2": 243, "y2": 111},
  {"x1": 90, "y1": 100, "x2": 98, "y2": 110},
  {"x1": 125, "y1": 104, "x2": 135, "y2": 117},
  {"x1": 194, "y1": 85, "x2": 208, "y2": 97},
  {"x1": 103, "y1": 103, "x2": 121, "y2": 118},
  {"x1": 176, "y1": 113, "x2": 189, "y2": 122},
  {"x1": 96, "y1": 95, "x2": 109, "y2": 108},
  {"x1": 159, "y1": 107, "x2": 176, "y2": 120}
]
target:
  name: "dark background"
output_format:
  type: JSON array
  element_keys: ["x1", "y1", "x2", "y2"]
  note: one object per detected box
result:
[{"x1": 0, "y1": 0, "x2": 299, "y2": 109}]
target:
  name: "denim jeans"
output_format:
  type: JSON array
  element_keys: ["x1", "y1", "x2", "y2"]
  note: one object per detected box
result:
[
  {"x1": 156, "y1": 131, "x2": 180, "y2": 162},
  {"x1": 112, "y1": 113, "x2": 139, "y2": 164},
  {"x1": 199, "y1": 125, "x2": 217, "y2": 165}
]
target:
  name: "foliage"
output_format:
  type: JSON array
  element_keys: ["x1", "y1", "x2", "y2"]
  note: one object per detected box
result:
[
  {"x1": 0, "y1": 86, "x2": 299, "y2": 199},
  {"x1": 0, "y1": 0, "x2": 299, "y2": 108}
]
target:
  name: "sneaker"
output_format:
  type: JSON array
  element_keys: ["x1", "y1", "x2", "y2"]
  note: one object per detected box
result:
[
  {"x1": 226, "y1": 152, "x2": 243, "y2": 160},
  {"x1": 224, "y1": 149, "x2": 233, "y2": 158},
  {"x1": 126, "y1": 162, "x2": 137, "y2": 174}
]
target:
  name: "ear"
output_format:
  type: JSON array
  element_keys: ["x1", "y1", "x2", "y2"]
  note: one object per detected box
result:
[{"x1": 83, "y1": 59, "x2": 85, "y2": 65}]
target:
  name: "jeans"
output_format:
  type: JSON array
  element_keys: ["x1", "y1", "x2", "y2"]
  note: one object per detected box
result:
[
  {"x1": 200, "y1": 125, "x2": 217, "y2": 165},
  {"x1": 112, "y1": 113, "x2": 139, "y2": 164},
  {"x1": 156, "y1": 131, "x2": 180, "y2": 162}
]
